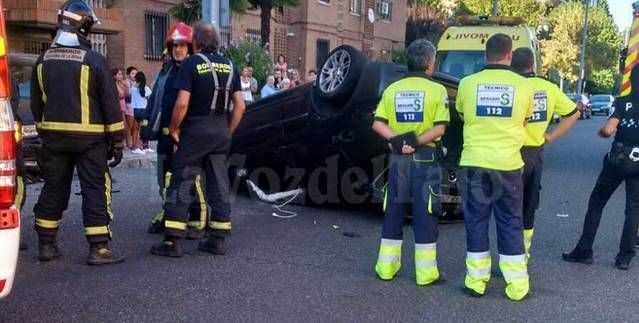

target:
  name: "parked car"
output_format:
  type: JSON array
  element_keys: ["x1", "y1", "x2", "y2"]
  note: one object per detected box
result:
[
  {"x1": 0, "y1": 4, "x2": 21, "y2": 300},
  {"x1": 230, "y1": 45, "x2": 464, "y2": 222},
  {"x1": 589, "y1": 94, "x2": 615, "y2": 116},
  {"x1": 568, "y1": 94, "x2": 592, "y2": 119},
  {"x1": 9, "y1": 52, "x2": 42, "y2": 182}
]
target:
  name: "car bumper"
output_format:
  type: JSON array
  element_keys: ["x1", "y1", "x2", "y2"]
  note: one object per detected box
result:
[{"x1": 0, "y1": 207, "x2": 20, "y2": 299}]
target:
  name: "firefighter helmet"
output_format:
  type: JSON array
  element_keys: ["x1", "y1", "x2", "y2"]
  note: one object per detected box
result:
[
  {"x1": 166, "y1": 22, "x2": 193, "y2": 46},
  {"x1": 52, "y1": 0, "x2": 100, "y2": 47}
]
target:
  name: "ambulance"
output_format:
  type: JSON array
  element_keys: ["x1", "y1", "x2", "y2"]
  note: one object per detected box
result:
[{"x1": 436, "y1": 16, "x2": 542, "y2": 79}]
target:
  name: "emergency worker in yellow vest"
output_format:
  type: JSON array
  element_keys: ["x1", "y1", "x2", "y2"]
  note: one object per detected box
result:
[
  {"x1": 456, "y1": 34, "x2": 533, "y2": 301},
  {"x1": 511, "y1": 48, "x2": 579, "y2": 259},
  {"x1": 372, "y1": 39, "x2": 449, "y2": 286}
]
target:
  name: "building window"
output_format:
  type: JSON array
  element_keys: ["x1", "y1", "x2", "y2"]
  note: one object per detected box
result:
[
  {"x1": 246, "y1": 29, "x2": 261, "y2": 43},
  {"x1": 89, "y1": 33, "x2": 108, "y2": 57},
  {"x1": 319, "y1": 0, "x2": 330, "y2": 4},
  {"x1": 316, "y1": 39, "x2": 330, "y2": 69},
  {"x1": 376, "y1": 0, "x2": 392, "y2": 21},
  {"x1": 144, "y1": 11, "x2": 168, "y2": 60},
  {"x1": 24, "y1": 40, "x2": 49, "y2": 55},
  {"x1": 350, "y1": 0, "x2": 361, "y2": 14}
]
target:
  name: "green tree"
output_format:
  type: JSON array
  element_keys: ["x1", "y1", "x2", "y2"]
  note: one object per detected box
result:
[
  {"x1": 541, "y1": 1, "x2": 622, "y2": 88},
  {"x1": 225, "y1": 40, "x2": 273, "y2": 86},
  {"x1": 247, "y1": 0, "x2": 300, "y2": 47},
  {"x1": 169, "y1": 0, "x2": 251, "y2": 24},
  {"x1": 169, "y1": 0, "x2": 300, "y2": 47},
  {"x1": 406, "y1": 2, "x2": 449, "y2": 45},
  {"x1": 455, "y1": 0, "x2": 548, "y2": 26}
]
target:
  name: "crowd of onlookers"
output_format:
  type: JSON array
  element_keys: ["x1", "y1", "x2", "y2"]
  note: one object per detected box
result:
[
  {"x1": 255, "y1": 55, "x2": 318, "y2": 100},
  {"x1": 111, "y1": 66, "x2": 153, "y2": 155},
  {"x1": 109, "y1": 56, "x2": 315, "y2": 154}
]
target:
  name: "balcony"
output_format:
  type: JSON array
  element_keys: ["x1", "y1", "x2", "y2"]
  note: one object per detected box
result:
[{"x1": 4, "y1": 0, "x2": 123, "y2": 34}]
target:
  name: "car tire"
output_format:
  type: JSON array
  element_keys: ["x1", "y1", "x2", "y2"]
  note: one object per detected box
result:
[{"x1": 314, "y1": 45, "x2": 368, "y2": 104}]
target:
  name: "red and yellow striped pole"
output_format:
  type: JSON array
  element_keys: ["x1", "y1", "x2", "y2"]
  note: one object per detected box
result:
[{"x1": 621, "y1": 2, "x2": 639, "y2": 96}]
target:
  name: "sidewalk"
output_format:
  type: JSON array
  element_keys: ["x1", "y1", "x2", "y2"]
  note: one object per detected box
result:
[{"x1": 118, "y1": 141, "x2": 157, "y2": 169}]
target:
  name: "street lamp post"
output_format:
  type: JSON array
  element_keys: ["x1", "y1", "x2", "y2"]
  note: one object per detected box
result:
[
  {"x1": 202, "y1": 0, "x2": 220, "y2": 29},
  {"x1": 492, "y1": 0, "x2": 498, "y2": 15}
]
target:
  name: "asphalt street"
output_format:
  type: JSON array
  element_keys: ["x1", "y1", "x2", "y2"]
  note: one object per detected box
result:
[{"x1": 1, "y1": 115, "x2": 637, "y2": 322}]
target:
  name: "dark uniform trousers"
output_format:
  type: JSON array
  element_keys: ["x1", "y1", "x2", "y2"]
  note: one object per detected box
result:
[
  {"x1": 521, "y1": 146, "x2": 544, "y2": 230},
  {"x1": 34, "y1": 138, "x2": 113, "y2": 243},
  {"x1": 382, "y1": 147, "x2": 440, "y2": 244},
  {"x1": 163, "y1": 115, "x2": 232, "y2": 238},
  {"x1": 576, "y1": 153, "x2": 639, "y2": 258},
  {"x1": 460, "y1": 167, "x2": 525, "y2": 255},
  {"x1": 154, "y1": 148, "x2": 209, "y2": 230}
]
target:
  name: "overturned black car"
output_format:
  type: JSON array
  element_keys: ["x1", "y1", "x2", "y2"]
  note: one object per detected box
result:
[{"x1": 230, "y1": 46, "x2": 463, "y2": 221}]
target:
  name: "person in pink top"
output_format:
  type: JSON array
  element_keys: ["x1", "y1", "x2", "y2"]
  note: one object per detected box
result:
[
  {"x1": 112, "y1": 68, "x2": 132, "y2": 149},
  {"x1": 274, "y1": 54, "x2": 288, "y2": 79}
]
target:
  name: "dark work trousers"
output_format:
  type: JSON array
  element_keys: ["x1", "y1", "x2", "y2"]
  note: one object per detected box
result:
[
  {"x1": 34, "y1": 139, "x2": 113, "y2": 244},
  {"x1": 521, "y1": 146, "x2": 544, "y2": 230},
  {"x1": 154, "y1": 150, "x2": 209, "y2": 230},
  {"x1": 163, "y1": 114, "x2": 231, "y2": 239},
  {"x1": 576, "y1": 154, "x2": 639, "y2": 259},
  {"x1": 460, "y1": 167, "x2": 525, "y2": 255},
  {"x1": 382, "y1": 147, "x2": 440, "y2": 244}
]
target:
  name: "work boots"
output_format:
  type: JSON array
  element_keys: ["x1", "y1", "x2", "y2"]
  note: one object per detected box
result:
[
  {"x1": 198, "y1": 235, "x2": 226, "y2": 255},
  {"x1": 150, "y1": 238, "x2": 184, "y2": 257},
  {"x1": 562, "y1": 248, "x2": 593, "y2": 265},
  {"x1": 87, "y1": 243, "x2": 125, "y2": 266},
  {"x1": 615, "y1": 255, "x2": 633, "y2": 270},
  {"x1": 38, "y1": 240, "x2": 61, "y2": 262}
]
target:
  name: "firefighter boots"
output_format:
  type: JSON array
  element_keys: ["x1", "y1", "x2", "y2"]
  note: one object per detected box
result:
[
  {"x1": 198, "y1": 236, "x2": 225, "y2": 255},
  {"x1": 87, "y1": 243, "x2": 125, "y2": 266}
]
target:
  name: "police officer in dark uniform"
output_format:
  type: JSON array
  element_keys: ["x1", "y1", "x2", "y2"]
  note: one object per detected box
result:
[
  {"x1": 31, "y1": 0, "x2": 125, "y2": 265},
  {"x1": 150, "y1": 21, "x2": 246, "y2": 257},
  {"x1": 563, "y1": 64, "x2": 639, "y2": 270}
]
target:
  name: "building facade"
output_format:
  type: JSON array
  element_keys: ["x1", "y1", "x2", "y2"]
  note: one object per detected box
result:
[
  {"x1": 6, "y1": 0, "x2": 405, "y2": 83},
  {"x1": 231, "y1": 0, "x2": 407, "y2": 76}
]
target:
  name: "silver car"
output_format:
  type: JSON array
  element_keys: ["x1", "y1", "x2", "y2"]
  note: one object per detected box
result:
[{"x1": 589, "y1": 94, "x2": 615, "y2": 116}]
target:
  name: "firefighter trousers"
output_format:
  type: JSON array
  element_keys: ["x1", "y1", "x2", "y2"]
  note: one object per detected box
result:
[
  {"x1": 33, "y1": 141, "x2": 113, "y2": 244},
  {"x1": 163, "y1": 153, "x2": 231, "y2": 238},
  {"x1": 152, "y1": 152, "x2": 209, "y2": 230}
]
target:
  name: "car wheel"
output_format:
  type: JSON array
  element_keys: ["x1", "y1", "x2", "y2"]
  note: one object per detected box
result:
[{"x1": 314, "y1": 45, "x2": 368, "y2": 104}]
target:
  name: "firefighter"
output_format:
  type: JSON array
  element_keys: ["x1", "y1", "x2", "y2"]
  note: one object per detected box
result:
[
  {"x1": 30, "y1": 0, "x2": 125, "y2": 265},
  {"x1": 372, "y1": 39, "x2": 449, "y2": 286},
  {"x1": 563, "y1": 64, "x2": 639, "y2": 270},
  {"x1": 143, "y1": 22, "x2": 209, "y2": 239},
  {"x1": 456, "y1": 34, "x2": 533, "y2": 301},
  {"x1": 150, "y1": 21, "x2": 246, "y2": 257},
  {"x1": 510, "y1": 48, "x2": 580, "y2": 260}
]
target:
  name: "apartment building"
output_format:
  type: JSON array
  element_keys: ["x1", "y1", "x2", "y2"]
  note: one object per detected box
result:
[
  {"x1": 5, "y1": 0, "x2": 405, "y2": 81},
  {"x1": 232, "y1": 0, "x2": 407, "y2": 76},
  {"x1": 5, "y1": 0, "x2": 179, "y2": 80}
]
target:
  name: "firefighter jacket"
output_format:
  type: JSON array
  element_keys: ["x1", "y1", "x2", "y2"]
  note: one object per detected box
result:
[{"x1": 31, "y1": 42, "x2": 124, "y2": 144}]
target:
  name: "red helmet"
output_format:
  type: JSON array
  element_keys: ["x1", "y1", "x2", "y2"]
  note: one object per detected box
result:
[{"x1": 166, "y1": 22, "x2": 193, "y2": 46}]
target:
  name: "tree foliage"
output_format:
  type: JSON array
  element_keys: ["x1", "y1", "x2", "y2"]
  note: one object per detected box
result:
[
  {"x1": 225, "y1": 40, "x2": 273, "y2": 86},
  {"x1": 541, "y1": 1, "x2": 622, "y2": 87},
  {"x1": 454, "y1": 0, "x2": 547, "y2": 26},
  {"x1": 169, "y1": 0, "x2": 300, "y2": 47},
  {"x1": 169, "y1": 0, "x2": 251, "y2": 24},
  {"x1": 406, "y1": 2, "x2": 449, "y2": 45}
]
